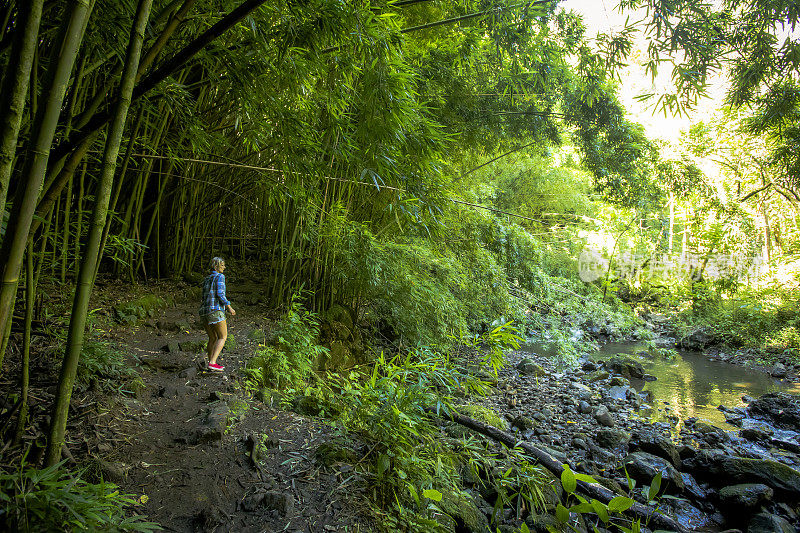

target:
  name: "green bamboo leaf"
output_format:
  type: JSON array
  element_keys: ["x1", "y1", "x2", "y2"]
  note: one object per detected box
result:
[
  {"x1": 648, "y1": 472, "x2": 662, "y2": 501},
  {"x1": 422, "y1": 489, "x2": 442, "y2": 501}
]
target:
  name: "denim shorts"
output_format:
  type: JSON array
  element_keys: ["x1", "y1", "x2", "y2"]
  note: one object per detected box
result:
[{"x1": 201, "y1": 310, "x2": 226, "y2": 325}]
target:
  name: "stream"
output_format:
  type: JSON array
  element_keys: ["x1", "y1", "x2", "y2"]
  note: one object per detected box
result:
[{"x1": 591, "y1": 341, "x2": 800, "y2": 428}]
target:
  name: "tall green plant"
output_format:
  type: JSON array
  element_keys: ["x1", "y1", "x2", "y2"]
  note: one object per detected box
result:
[
  {"x1": 245, "y1": 294, "x2": 327, "y2": 389},
  {"x1": 0, "y1": 461, "x2": 160, "y2": 532}
]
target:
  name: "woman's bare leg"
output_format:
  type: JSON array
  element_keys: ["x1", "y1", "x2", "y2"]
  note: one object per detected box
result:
[
  {"x1": 208, "y1": 320, "x2": 227, "y2": 365},
  {"x1": 204, "y1": 322, "x2": 217, "y2": 362}
]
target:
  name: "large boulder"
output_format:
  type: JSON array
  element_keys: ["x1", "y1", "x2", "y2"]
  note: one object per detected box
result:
[
  {"x1": 718, "y1": 483, "x2": 773, "y2": 512},
  {"x1": 748, "y1": 392, "x2": 800, "y2": 431},
  {"x1": 705, "y1": 456, "x2": 800, "y2": 496},
  {"x1": 630, "y1": 429, "x2": 682, "y2": 469},
  {"x1": 679, "y1": 327, "x2": 716, "y2": 350},
  {"x1": 622, "y1": 451, "x2": 685, "y2": 492},
  {"x1": 748, "y1": 512, "x2": 796, "y2": 533},
  {"x1": 605, "y1": 357, "x2": 645, "y2": 379}
]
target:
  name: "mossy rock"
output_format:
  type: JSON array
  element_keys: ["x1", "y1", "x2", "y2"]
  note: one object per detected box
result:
[
  {"x1": 114, "y1": 294, "x2": 170, "y2": 323},
  {"x1": 329, "y1": 321, "x2": 351, "y2": 341},
  {"x1": 256, "y1": 388, "x2": 282, "y2": 406},
  {"x1": 325, "y1": 304, "x2": 355, "y2": 332},
  {"x1": 314, "y1": 441, "x2": 359, "y2": 467},
  {"x1": 438, "y1": 489, "x2": 490, "y2": 533},
  {"x1": 516, "y1": 358, "x2": 545, "y2": 377},
  {"x1": 444, "y1": 422, "x2": 473, "y2": 439},
  {"x1": 179, "y1": 340, "x2": 207, "y2": 353},
  {"x1": 317, "y1": 340, "x2": 357, "y2": 372},
  {"x1": 291, "y1": 395, "x2": 322, "y2": 416},
  {"x1": 585, "y1": 370, "x2": 610, "y2": 382},
  {"x1": 457, "y1": 404, "x2": 509, "y2": 431},
  {"x1": 525, "y1": 513, "x2": 561, "y2": 533}
]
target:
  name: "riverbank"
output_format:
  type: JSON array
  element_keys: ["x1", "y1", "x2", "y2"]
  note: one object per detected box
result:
[
  {"x1": 478, "y1": 346, "x2": 800, "y2": 531},
  {"x1": 640, "y1": 309, "x2": 800, "y2": 384},
  {"x1": 4, "y1": 277, "x2": 800, "y2": 532}
]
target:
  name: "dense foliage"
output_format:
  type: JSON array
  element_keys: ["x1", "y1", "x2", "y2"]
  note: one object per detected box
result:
[{"x1": 2, "y1": 0, "x2": 800, "y2": 529}]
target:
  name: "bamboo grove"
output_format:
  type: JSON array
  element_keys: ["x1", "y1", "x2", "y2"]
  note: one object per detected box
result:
[
  {"x1": 3, "y1": 0, "x2": 800, "y2": 466},
  {"x1": 0, "y1": 0, "x2": 623, "y2": 465}
]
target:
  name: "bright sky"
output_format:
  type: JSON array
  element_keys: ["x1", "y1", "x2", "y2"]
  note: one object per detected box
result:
[{"x1": 559, "y1": 0, "x2": 727, "y2": 145}]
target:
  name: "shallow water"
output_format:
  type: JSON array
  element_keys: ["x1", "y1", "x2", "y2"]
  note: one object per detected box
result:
[{"x1": 593, "y1": 341, "x2": 800, "y2": 427}]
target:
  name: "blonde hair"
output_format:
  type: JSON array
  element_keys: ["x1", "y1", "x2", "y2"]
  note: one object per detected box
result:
[{"x1": 209, "y1": 257, "x2": 225, "y2": 270}]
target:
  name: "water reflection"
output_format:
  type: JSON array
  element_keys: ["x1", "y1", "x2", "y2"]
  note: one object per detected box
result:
[{"x1": 594, "y1": 342, "x2": 800, "y2": 427}]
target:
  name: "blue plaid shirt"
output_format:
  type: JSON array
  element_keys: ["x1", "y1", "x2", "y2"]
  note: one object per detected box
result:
[{"x1": 199, "y1": 271, "x2": 231, "y2": 315}]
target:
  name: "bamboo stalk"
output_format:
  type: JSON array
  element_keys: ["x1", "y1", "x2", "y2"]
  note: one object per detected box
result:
[
  {"x1": 0, "y1": 0, "x2": 93, "y2": 369},
  {"x1": 0, "y1": 0, "x2": 44, "y2": 217},
  {"x1": 46, "y1": 0, "x2": 154, "y2": 466},
  {"x1": 13, "y1": 241, "x2": 34, "y2": 445},
  {"x1": 49, "y1": 0, "x2": 274, "y2": 166}
]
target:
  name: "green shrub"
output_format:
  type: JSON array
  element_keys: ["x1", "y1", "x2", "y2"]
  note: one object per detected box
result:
[
  {"x1": 306, "y1": 328, "x2": 541, "y2": 529},
  {"x1": 78, "y1": 340, "x2": 142, "y2": 394},
  {"x1": 244, "y1": 294, "x2": 327, "y2": 389},
  {"x1": 0, "y1": 461, "x2": 160, "y2": 532},
  {"x1": 766, "y1": 326, "x2": 800, "y2": 353}
]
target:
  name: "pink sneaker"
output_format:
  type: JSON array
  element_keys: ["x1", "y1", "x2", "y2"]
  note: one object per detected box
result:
[{"x1": 207, "y1": 362, "x2": 224, "y2": 372}]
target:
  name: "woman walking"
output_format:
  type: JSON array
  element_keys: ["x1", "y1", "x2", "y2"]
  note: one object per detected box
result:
[{"x1": 199, "y1": 257, "x2": 236, "y2": 371}]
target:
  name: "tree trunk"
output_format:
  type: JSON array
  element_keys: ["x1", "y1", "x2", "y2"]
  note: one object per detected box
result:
[
  {"x1": 46, "y1": 0, "x2": 154, "y2": 466},
  {"x1": 0, "y1": 0, "x2": 92, "y2": 372},
  {"x1": 437, "y1": 410, "x2": 688, "y2": 533},
  {"x1": 0, "y1": 0, "x2": 44, "y2": 217}
]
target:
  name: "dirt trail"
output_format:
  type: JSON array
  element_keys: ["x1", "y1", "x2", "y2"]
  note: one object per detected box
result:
[{"x1": 103, "y1": 296, "x2": 370, "y2": 532}]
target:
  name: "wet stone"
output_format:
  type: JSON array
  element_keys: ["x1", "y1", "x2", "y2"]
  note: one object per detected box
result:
[
  {"x1": 572, "y1": 438, "x2": 589, "y2": 450},
  {"x1": 595, "y1": 428, "x2": 630, "y2": 449},
  {"x1": 607, "y1": 386, "x2": 629, "y2": 401},
  {"x1": 594, "y1": 405, "x2": 615, "y2": 427},
  {"x1": 516, "y1": 358, "x2": 545, "y2": 377},
  {"x1": 748, "y1": 512, "x2": 795, "y2": 533},
  {"x1": 630, "y1": 429, "x2": 682, "y2": 469},
  {"x1": 622, "y1": 451, "x2": 685, "y2": 492},
  {"x1": 680, "y1": 472, "x2": 708, "y2": 502},
  {"x1": 718, "y1": 483, "x2": 773, "y2": 511},
  {"x1": 512, "y1": 416, "x2": 537, "y2": 432}
]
